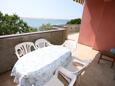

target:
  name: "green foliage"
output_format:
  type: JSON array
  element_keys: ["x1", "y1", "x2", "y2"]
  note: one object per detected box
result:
[
  {"x1": 66, "y1": 18, "x2": 81, "y2": 24},
  {"x1": 39, "y1": 23, "x2": 53, "y2": 31},
  {"x1": 28, "y1": 27, "x2": 37, "y2": 32},
  {"x1": 0, "y1": 12, "x2": 37, "y2": 35}
]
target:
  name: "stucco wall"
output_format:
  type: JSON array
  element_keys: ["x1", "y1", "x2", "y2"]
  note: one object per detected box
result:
[
  {"x1": 0, "y1": 29, "x2": 67, "y2": 74},
  {"x1": 78, "y1": 0, "x2": 115, "y2": 50}
]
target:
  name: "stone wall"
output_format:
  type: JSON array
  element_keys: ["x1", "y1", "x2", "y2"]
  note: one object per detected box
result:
[
  {"x1": 53, "y1": 24, "x2": 80, "y2": 34},
  {"x1": 65, "y1": 24, "x2": 80, "y2": 34},
  {"x1": 0, "y1": 29, "x2": 67, "y2": 74}
]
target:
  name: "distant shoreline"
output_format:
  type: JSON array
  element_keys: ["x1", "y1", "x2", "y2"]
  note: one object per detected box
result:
[
  {"x1": 21, "y1": 17, "x2": 70, "y2": 21},
  {"x1": 22, "y1": 17, "x2": 69, "y2": 28}
]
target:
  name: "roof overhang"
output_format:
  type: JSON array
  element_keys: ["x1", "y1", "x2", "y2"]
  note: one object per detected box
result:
[
  {"x1": 74, "y1": 0, "x2": 113, "y2": 4},
  {"x1": 73, "y1": 0, "x2": 85, "y2": 5}
]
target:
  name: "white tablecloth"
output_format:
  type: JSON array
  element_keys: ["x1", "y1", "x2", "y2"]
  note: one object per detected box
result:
[{"x1": 11, "y1": 45, "x2": 72, "y2": 86}]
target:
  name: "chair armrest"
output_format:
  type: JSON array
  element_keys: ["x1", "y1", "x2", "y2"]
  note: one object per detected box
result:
[
  {"x1": 55, "y1": 67, "x2": 76, "y2": 86},
  {"x1": 72, "y1": 59, "x2": 90, "y2": 75},
  {"x1": 73, "y1": 59, "x2": 88, "y2": 66}
]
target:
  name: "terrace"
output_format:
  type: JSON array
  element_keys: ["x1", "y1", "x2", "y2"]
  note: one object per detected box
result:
[
  {"x1": 0, "y1": 0, "x2": 115, "y2": 86},
  {"x1": 0, "y1": 32, "x2": 115, "y2": 86}
]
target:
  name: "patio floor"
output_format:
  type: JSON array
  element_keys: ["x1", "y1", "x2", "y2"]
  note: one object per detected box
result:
[
  {"x1": 73, "y1": 44, "x2": 115, "y2": 86},
  {"x1": 0, "y1": 33, "x2": 115, "y2": 86},
  {"x1": 79, "y1": 53, "x2": 115, "y2": 86}
]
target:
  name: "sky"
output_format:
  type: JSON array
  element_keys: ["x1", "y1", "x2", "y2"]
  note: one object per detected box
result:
[{"x1": 0, "y1": 0, "x2": 83, "y2": 19}]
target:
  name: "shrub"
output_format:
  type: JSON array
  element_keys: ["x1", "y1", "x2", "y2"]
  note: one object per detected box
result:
[
  {"x1": 66, "y1": 18, "x2": 81, "y2": 24},
  {"x1": 39, "y1": 23, "x2": 53, "y2": 31},
  {"x1": 0, "y1": 12, "x2": 37, "y2": 35}
]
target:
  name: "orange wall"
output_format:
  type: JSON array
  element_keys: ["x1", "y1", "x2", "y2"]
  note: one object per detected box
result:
[{"x1": 78, "y1": 0, "x2": 115, "y2": 50}]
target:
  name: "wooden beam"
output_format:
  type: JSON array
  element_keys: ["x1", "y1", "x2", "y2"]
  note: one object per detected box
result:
[{"x1": 73, "y1": 0, "x2": 84, "y2": 5}]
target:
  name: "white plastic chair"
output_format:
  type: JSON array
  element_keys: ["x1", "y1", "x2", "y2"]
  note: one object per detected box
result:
[
  {"x1": 62, "y1": 40, "x2": 76, "y2": 51},
  {"x1": 35, "y1": 39, "x2": 52, "y2": 49},
  {"x1": 44, "y1": 67, "x2": 76, "y2": 86},
  {"x1": 15, "y1": 42, "x2": 36, "y2": 59},
  {"x1": 66, "y1": 59, "x2": 90, "y2": 76},
  {"x1": 65, "y1": 58, "x2": 91, "y2": 86}
]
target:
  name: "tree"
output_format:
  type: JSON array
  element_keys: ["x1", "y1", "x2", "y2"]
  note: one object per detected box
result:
[
  {"x1": 0, "y1": 12, "x2": 37, "y2": 35},
  {"x1": 66, "y1": 18, "x2": 81, "y2": 24},
  {"x1": 39, "y1": 23, "x2": 53, "y2": 31}
]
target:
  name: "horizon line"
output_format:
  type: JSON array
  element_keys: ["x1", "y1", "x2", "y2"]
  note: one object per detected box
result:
[{"x1": 20, "y1": 16, "x2": 81, "y2": 20}]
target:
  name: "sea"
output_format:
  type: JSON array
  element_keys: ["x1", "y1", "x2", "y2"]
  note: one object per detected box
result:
[{"x1": 22, "y1": 17, "x2": 69, "y2": 28}]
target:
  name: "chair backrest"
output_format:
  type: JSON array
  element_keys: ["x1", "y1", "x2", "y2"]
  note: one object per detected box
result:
[
  {"x1": 62, "y1": 40, "x2": 76, "y2": 51},
  {"x1": 66, "y1": 58, "x2": 90, "y2": 81},
  {"x1": 72, "y1": 59, "x2": 90, "y2": 77},
  {"x1": 55, "y1": 67, "x2": 76, "y2": 86},
  {"x1": 35, "y1": 39, "x2": 51, "y2": 49},
  {"x1": 15, "y1": 42, "x2": 35, "y2": 59}
]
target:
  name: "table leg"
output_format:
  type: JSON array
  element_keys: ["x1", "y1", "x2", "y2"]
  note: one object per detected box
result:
[
  {"x1": 114, "y1": 75, "x2": 115, "y2": 80},
  {"x1": 98, "y1": 53, "x2": 103, "y2": 64},
  {"x1": 111, "y1": 60, "x2": 114, "y2": 68}
]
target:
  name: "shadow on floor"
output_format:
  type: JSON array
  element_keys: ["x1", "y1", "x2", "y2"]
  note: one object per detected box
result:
[{"x1": 78, "y1": 53, "x2": 115, "y2": 86}]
